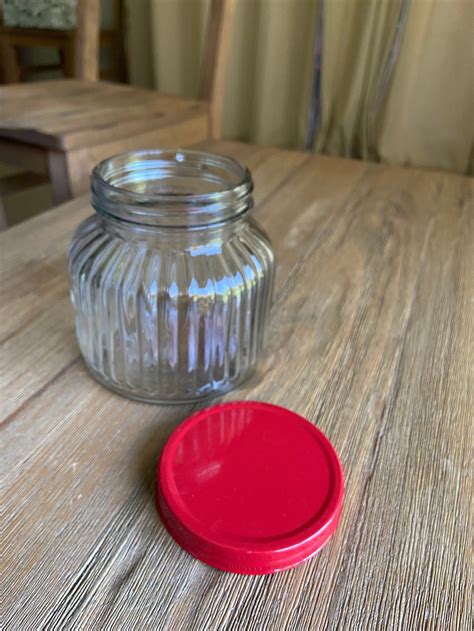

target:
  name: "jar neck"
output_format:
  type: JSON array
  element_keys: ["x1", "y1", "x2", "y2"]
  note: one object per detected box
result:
[
  {"x1": 99, "y1": 212, "x2": 250, "y2": 249},
  {"x1": 91, "y1": 149, "x2": 253, "y2": 230}
]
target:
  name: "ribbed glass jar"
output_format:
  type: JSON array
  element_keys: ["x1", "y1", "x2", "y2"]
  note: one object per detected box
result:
[{"x1": 68, "y1": 149, "x2": 275, "y2": 403}]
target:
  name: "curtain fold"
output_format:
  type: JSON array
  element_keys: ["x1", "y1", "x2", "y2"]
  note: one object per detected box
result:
[
  {"x1": 315, "y1": 0, "x2": 409, "y2": 160},
  {"x1": 317, "y1": 0, "x2": 472, "y2": 174},
  {"x1": 377, "y1": 0, "x2": 473, "y2": 174},
  {"x1": 125, "y1": 0, "x2": 473, "y2": 174}
]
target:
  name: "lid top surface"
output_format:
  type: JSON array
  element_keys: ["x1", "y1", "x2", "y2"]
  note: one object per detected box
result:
[{"x1": 159, "y1": 402, "x2": 343, "y2": 553}]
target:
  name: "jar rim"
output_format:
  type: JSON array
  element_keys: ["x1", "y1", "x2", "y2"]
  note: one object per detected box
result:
[{"x1": 91, "y1": 149, "x2": 254, "y2": 228}]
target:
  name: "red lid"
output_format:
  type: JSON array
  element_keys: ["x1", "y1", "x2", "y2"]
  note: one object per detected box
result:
[{"x1": 156, "y1": 401, "x2": 344, "y2": 575}]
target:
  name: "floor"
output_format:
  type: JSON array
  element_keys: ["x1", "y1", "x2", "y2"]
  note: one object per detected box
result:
[{"x1": 1, "y1": 162, "x2": 53, "y2": 227}]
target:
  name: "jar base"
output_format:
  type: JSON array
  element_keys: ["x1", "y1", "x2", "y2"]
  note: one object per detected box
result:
[{"x1": 85, "y1": 362, "x2": 256, "y2": 405}]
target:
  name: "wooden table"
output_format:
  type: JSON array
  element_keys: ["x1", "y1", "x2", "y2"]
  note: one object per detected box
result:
[{"x1": 1, "y1": 141, "x2": 472, "y2": 629}]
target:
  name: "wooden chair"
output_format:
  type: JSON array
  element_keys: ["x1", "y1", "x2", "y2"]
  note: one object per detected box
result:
[
  {"x1": 0, "y1": 0, "x2": 236, "y2": 229},
  {"x1": 0, "y1": 0, "x2": 124, "y2": 82}
]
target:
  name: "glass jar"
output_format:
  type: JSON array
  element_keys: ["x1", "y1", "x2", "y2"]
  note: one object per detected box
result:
[{"x1": 68, "y1": 149, "x2": 275, "y2": 403}]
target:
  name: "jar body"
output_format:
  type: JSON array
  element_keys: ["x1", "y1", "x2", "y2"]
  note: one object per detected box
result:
[{"x1": 68, "y1": 213, "x2": 274, "y2": 402}]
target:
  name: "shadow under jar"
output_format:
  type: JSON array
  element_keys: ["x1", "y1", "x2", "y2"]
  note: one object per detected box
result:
[{"x1": 68, "y1": 149, "x2": 275, "y2": 403}]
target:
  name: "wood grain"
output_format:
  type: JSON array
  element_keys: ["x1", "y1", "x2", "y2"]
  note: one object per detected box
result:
[
  {"x1": 0, "y1": 80, "x2": 209, "y2": 151},
  {"x1": 74, "y1": 0, "x2": 100, "y2": 82},
  {"x1": 1, "y1": 142, "x2": 472, "y2": 630}
]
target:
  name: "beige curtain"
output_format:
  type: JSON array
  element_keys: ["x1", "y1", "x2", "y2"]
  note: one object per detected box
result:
[
  {"x1": 378, "y1": 0, "x2": 473, "y2": 173},
  {"x1": 126, "y1": 0, "x2": 318, "y2": 147},
  {"x1": 318, "y1": 0, "x2": 473, "y2": 173},
  {"x1": 126, "y1": 0, "x2": 473, "y2": 174}
]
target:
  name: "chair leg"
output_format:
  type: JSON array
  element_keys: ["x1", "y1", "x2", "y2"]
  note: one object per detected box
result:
[
  {"x1": 0, "y1": 197, "x2": 8, "y2": 231},
  {"x1": 47, "y1": 150, "x2": 90, "y2": 204},
  {"x1": 47, "y1": 152, "x2": 72, "y2": 204},
  {"x1": 62, "y1": 43, "x2": 75, "y2": 78},
  {"x1": 0, "y1": 37, "x2": 21, "y2": 83}
]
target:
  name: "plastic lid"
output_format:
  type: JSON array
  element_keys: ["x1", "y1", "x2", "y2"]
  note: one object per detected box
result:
[{"x1": 156, "y1": 401, "x2": 344, "y2": 575}]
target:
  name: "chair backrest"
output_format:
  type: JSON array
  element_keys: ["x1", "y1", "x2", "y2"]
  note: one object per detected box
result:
[
  {"x1": 74, "y1": 0, "x2": 100, "y2": 81},
  {"x1": 80, "y1": 0, "x2": 235, "y2": 96},
  {"x1": 0, "y1": 0, "x2": 102, "y2": 82},
  {"x1": 1, "y1": 0, "x2": 234, "y2": 131},
  {"x1": 199, "y1": 0, "x2": 237, "y2": 139},
  {"x1": 78, "y1": 0, "x2": 237, "y2": 114}
]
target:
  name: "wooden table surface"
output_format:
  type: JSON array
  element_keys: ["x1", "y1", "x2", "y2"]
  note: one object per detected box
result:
[{"x1": 1, "y1": 141, "x2": 472, "y2": 630}]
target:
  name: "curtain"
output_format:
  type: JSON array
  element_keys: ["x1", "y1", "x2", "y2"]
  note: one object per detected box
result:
[
  {"x1": 125, "y1": 0, "x2": 473, "y2": 174},
  {"x1": 317, "y1": 0, "x2": 473, "y2": 174},
  {"x1": 377, "y1": 0, "x2": 473, "y2": 173},
  {"x1": 126, "y1": 0, "x2": 318, "y2": 148}
]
